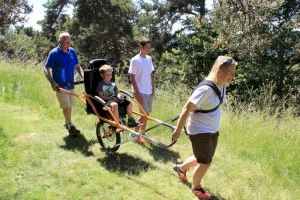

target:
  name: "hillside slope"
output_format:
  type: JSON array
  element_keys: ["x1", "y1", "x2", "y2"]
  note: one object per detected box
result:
[{"x1": 0, "y1": 60, "x2": 299, "y2": 200}]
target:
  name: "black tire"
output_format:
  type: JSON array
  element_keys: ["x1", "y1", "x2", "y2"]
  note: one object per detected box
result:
[
  {"x1": 142, "y1": 116, "x2": 186, "y2": 148},
  {"x1": 143, "y1": 122, "x2": 175, "y2": 147},
  {"x1": 96, "y1": 121, "x2": 121, "y2": 152}
]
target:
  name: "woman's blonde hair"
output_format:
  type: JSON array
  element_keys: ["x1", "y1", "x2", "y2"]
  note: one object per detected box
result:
[
  {"x1": 206, "y1": 55, "x2": 238, "y2": 85},
  {"x1": 99, "y1": 64, "x2": 113, "y2": 74}
]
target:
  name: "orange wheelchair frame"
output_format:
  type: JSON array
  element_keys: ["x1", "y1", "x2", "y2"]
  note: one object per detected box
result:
[{"x1": 59, "y1": 87, "x2": 180, "y2": 152}]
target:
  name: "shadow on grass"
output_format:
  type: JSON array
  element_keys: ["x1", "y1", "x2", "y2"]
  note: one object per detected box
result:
[
  {"x1": 97, "y1": 152, "x2": 155, "y2": 176},
  {"x1": 125, "y1": 175, "x2": 171, "y2": 199},
  {"x1": 142, "y1": 143, "x2": 180, "y2": 163},
  {"x1": 206, "y1": 190, "x2": 226, "y2": 200},
  {"x1": 59, "y1": 133, "x2": 96, "y2": 156},
  {"x1": 0, "y1": 126, "x2": 4, "y2": 138}
]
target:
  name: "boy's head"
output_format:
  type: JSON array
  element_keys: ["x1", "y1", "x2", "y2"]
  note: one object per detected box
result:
[
  {"x1": 99, "y1": 65, "x2": 113, "y2": 82},
  {"x1": 139, "y1": 38, "x2": 151, "y2": 55}
]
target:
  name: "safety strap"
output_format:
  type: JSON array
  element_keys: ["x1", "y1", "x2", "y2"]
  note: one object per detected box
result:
[{"x1": 193, "y1": 80, "x2": 224, "y2": 113}]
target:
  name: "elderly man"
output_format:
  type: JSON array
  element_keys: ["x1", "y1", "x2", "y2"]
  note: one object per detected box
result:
[{"x1": 44, "y1": 32, "x2": 83, "y2": 137}]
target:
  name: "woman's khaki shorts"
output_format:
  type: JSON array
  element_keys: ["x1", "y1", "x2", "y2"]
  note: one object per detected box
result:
[
  {"x1": 189, "y1": 132, "x2": 219, "y2": 164},
  {"x1": 56, "y1": 90, "x2": 74, "y2": 109}
]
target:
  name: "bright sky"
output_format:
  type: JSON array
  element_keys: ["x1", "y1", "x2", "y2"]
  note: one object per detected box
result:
[
  {"x1": 24, "y1": 0, "x2": 214, "y2": 30},
  {"x1": 24, "y1": 0, "x2": 73, "y2": 30}
]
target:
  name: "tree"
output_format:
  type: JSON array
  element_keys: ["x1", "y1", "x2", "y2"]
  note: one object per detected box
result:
[
  {"x1": 39, "y1": 0, "x2": 73, "y2": 43},
  {"x1": 0, "y1": 0, "x2": 32, "y2": 35},
  {"x1": 136, "y1": 0, "x2": 207, "y2": 62},
  {"x1": 154, "y1": 0, "x2": 299, "y2": 111},
  {"x1": 158, "y1": 18, "x2": 225, "y2": 87},
  {"x1": 212, "y1": 0, "x2": 300, "y2": 101},
  {"x1": 69, "y1": 0, "x2": 137, "y2": 72}
]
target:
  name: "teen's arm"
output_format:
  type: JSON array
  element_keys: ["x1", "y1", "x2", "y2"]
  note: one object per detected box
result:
[
  {"x1": 151, "y1": 73, "x2": 155, "y2": 96},
  {"x1": 130, "y1": 74, "x2": 143, "y2": 105}
]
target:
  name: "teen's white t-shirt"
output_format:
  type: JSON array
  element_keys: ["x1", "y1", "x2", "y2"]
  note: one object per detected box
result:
[
  {"x1": 187, "y1": 85, "x2": 226, "y2": 135},
  {"x1": 128, "y1": 54, "x2": 154, "y2": 95}
]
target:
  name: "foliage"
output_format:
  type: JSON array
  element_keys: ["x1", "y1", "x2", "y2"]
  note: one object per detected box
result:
[
  {"x1": 1, "y1": 0, "x2": 299, "y2": 111},
  {"x1": 156, "y1": 0, "x2": 299, "y2": 111},
  {"x1": 0, "y1": 29, "x2": 36, "y2": 61},
  {"x1": 0, "y1": 27, "x2": 53, "y2": 63},
  {"x1": 0, "y1": 0, "x2": 32, "y2": 34},
  {"x1": 211, "y1": 0, "x2": 300, "y2": 105},
  {"x1": 136, "y1": 0, "x2": 207, "y2": 61},
  {"x1": 39, "y1": 0, "x2": 73, "y2": 43},
  {"x1": 157, "y1": 18, "x2": 224, "y2": 88},
  {"x1": 68, "y1": 0, "x2": 137, "y2": 72}
]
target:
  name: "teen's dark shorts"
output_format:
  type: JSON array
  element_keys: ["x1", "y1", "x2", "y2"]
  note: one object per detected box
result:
[{"x1": 189, "y1": 132, "x2": 219, "y2": 164}]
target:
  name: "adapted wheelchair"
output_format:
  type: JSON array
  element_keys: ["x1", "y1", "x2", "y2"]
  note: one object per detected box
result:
[{"x1": 59, "y1": 59, "x2": 182, "y2": 152}]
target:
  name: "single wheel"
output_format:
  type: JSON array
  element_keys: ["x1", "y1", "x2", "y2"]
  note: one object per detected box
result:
[
  {"x1": 96, "y1": 121, "x2": 121, "y2": 152},
  {"x1": 142, "y1": 116, "x2": 186, "y2": 148}
]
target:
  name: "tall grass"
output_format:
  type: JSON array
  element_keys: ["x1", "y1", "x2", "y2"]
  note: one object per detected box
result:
[
  {"x1": 0, "y1": 57, "x2": 66, "y2": 119},
  {"x1": 0, "y1": 59, "x2": 299, "y2": 199},
  {"x1": 228, "y1": 83, "x2": 299, "y2": 116}
]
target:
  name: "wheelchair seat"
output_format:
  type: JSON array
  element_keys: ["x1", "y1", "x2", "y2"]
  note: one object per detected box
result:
[{"x1": 83, "y1": 59, "x2": 127, "y2": 118}]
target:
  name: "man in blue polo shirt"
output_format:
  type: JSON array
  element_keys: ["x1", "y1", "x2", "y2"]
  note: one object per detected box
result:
[{"x1": 44, "y1": 32, "x2": 84, "y2": 137}]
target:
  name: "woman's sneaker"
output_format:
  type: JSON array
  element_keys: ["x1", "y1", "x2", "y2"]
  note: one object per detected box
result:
[
  {"x1": 192, "y1": 187, "x2": 211, "y2": 199},
  {"x1": 173, "y1": 164, "x2": 188, "y2": 183}
]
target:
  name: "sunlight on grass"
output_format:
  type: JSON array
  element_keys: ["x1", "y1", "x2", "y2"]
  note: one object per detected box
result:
[{"x1": 1, "y1": 60, "x2": 299, "y2": 199}]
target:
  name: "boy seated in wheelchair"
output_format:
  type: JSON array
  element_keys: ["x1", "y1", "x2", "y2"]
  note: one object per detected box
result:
[{"x1": 96, "y1": 64, "x2": 138, "y2": 129}]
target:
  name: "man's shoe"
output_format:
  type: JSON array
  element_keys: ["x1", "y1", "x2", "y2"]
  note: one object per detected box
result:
[{"x1": 65, "y1": 124, "x2": 80, "y2": 137}]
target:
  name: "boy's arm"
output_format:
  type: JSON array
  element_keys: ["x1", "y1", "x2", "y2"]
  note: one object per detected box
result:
[
  {"x1": 97, "y1": 84, "x2": 118, "y2": 102},
  {"x1": 98, "y1": 92, "x2": 118, "y2": 102},
  {"x1": 98, "y1": 91, "x2": 110, "y2": 101},
  {"x1": 97, "y1": 82, "x2": 108, "y2": 101}
]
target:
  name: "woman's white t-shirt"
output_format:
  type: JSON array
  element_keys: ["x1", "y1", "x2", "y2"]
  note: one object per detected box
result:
[
  {"x1": 187, "y1": 85, "x2": 226, "y2": 135},
  {"x1": 128, "y1": 54, "x2": 154, "y2": 95}
]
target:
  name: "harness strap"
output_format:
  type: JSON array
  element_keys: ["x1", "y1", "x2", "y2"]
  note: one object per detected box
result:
[{"x1": 193, "y1": 80, "x2": 224, "y2": 113}]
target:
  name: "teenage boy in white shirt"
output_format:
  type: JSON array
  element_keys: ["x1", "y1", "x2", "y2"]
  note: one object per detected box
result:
[{"x1": 129, "y1": 39, "x2": 155, "y2": 143}]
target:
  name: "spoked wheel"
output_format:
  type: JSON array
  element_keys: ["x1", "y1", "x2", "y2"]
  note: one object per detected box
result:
[
  {"x1": 96, "y1": 121, "x2": 121, "y2": 152},
  {"x1": 142, "y1": 122, "x2": 174, "y2": 148}
]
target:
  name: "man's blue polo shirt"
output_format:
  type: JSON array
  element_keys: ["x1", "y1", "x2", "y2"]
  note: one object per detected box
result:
[{"x1": 45, "y1": 46, "x2": 79, "y2": 90}]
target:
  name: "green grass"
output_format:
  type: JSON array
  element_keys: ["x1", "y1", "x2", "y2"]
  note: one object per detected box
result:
[{"x1": 0, "y1": 59, "x2": 299, "y2": 200}]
